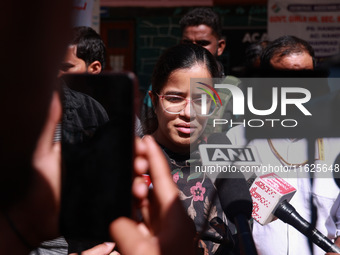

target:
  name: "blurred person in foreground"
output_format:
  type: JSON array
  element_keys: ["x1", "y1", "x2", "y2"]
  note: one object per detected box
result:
[{"x1": 0, "y1": 2, "x2": 197, "y2": 255}]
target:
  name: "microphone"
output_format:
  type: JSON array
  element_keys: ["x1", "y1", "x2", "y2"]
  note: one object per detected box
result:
[
  {"x1": 250, "y1": 173, "x2": 296, "y2": 225},
  {"x1": 250, "y1": 173, "x2": 340, "y2": 253},
  {"x1": 215, "y1": 171, "x2": 258, "y2": 255},
  {"x1": 275, "y1": 200, "x2": 340, "y2": 253},
  {"x1": 200, "y1": 133, "x2": 261, "y2": 182}
]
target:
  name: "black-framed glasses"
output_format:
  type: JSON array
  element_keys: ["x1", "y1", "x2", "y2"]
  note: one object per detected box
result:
[{"x1": 156, "y1": 93, "x2": 219, "y2": 116}]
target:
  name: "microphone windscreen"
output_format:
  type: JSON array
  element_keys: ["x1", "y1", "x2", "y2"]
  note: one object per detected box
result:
[
  {"x1": 215, "y1": 171, "x2": 253, "y2": 223},
  {"x1": 207, "y1": 132, "x2": 232, "y2": 145},
  {"x1": 334, "y1": 154, "x2": 340, "y2": 188}
]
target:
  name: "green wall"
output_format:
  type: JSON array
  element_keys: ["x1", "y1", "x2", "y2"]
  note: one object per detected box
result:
[{"x1": 101, "y1": 5, "x2": 267, "y2": 91}]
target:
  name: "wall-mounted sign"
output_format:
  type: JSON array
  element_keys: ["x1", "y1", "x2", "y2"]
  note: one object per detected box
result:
[{"x1": 268, "y1": 0, "x2": 340, "y2": 58}]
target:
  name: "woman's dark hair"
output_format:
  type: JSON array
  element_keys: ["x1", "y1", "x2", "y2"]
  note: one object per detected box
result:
[
  {"x1": 143, "y1": 43, "x2": 220, "y2": 134},
  {"x1": 261, "y1": 35, "x2": 315, "y2": 70}
]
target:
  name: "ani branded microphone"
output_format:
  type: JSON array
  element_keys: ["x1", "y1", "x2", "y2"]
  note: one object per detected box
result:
[
  {"x1": 201, "y1": 133, "x2": 261, "y2": 168},
  {"x1": 200, "y1": 133, "x2": 261, "y2": 182},
  {"x1": 250, "y1": 173, "x2": 340, "y2": 253},
  {"x1": 215, "y1": 171, "x2": 258, "y2": 255}
]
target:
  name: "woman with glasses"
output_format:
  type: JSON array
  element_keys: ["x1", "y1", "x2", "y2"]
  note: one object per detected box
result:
[{"x1": 143, "y1": 43, "x2": 235, "y2": 255}]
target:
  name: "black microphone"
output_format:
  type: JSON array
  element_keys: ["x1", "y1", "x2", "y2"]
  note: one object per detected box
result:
[
  {"x1": 274, "y1": 200, "x2": 340, "y2": 253},
  {"x1": 215, "y1": 171, "x2": 258, "y2": 255}
]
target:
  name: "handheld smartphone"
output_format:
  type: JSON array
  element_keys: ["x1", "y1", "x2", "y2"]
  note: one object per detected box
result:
[{"x1": 59, "y1": 72, "x2": 136, "y2": 245}]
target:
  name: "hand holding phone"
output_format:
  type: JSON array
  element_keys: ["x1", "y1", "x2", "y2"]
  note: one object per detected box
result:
[{"x1": 110, "y1": 136, "x2": 197, "y2": 255}]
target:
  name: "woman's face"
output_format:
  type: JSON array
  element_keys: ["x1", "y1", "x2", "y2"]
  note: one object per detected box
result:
[{"x1": 151, "y1": 64, "x2": 211, "y2": 154}]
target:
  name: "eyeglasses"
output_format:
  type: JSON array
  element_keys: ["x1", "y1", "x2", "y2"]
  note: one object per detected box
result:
[{"x1": 156, "y1": 93, "x2": 219, "y2": 116}]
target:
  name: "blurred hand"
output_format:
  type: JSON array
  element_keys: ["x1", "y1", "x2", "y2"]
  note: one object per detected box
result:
[
  {"x1": 110, "y1": 136, "x2": 196, "y2": 255},
  {"x1": 326, "y1": 237, "x2": 340, "y2": 255},
  {"x1": 4, "y1": 92, "x2": 63, "y2": 251},
  {"x1": 19, "y1": 92, "x2": 62, "y2": 245},
  {"x1": 69, "y1": 242, "x2": 119, "y2": 255}
]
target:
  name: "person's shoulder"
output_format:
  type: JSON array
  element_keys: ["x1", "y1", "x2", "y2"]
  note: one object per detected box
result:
[
  {"x1": 227, "y1": 125, "x2": 245, "y2": 135},
  {"x1": 221, "y1": 75, "x2": 241, "y2": 86},
  {"x1": 323, "y1": 137, "x2": 340, "y2": 146},
  {"x1": 226, "y1": 125, "x2": 246, "y2": 145},
  {"x1": 63, "y1": 85, "x2": 82, "y2": 109},
  {"x1": 63, "y1": 86, "x2": 101, "y2": 109},
  {"x1": 65, "y1": 86, "x2": 109, "y2": 122},
  {"x1": 215, "y1": 75, "x2": 243, "y2": 101}
]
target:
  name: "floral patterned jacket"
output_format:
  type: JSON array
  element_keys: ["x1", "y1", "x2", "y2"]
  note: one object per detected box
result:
[{"x1": 160, "y1": 146, "x2": 236, "y2": 255}]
